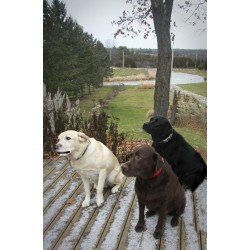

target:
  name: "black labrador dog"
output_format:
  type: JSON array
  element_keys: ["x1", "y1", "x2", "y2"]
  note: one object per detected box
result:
[
  {"x1": 121, "y1": 144, "x2": 186, "y2": 239},
  {"x1": 143, "y1": 116, "x2": 207, "y2": 192}
]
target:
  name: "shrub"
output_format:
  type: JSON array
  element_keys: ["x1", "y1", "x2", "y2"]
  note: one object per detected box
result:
[
  {"x1": 43, "y1": 89, "x2": 85, "y2": 152},
  {"x1": 84, "y1": 109, "x2": 109, "y2": 145},
  {"x1": 43, "y1": 89, "x2": 125, "y2": 159}
]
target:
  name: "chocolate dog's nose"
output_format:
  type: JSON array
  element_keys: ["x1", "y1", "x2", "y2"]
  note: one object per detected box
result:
[{"x1": 121, "y1": 164, "x2": 128, "y2": 172}]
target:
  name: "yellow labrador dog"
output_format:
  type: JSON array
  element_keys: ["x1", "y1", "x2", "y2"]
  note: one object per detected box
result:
[{"x1": 54, "y1": 130, "x2": 124, "y2": 208}]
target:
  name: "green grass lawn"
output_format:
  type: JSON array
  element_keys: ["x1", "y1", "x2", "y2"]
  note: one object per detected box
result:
[
  {"x1": 107, "y1": 86, "x2": 154, "y2": 139},
  {"x1": 112, "y1": 68, "x2": 146, "y2": 77},
  {"x1": 78, "y1": 82, "x2": 207, "y2": 156},
  {"x1": 108, "y1": 86, "x2": 206, "y2": 156},
  {"x1": 177, "y1": 82, "x2": 207, "y2": 97},
  {"x1": 107, "y1": 86, "x2": 206, "y2": 153},
  {"x1": 175, "y1": 127, "x2": 207, "y2": 153},
  {"x1": 79, "y1": 86, "x2": 114, "y2": 115}
]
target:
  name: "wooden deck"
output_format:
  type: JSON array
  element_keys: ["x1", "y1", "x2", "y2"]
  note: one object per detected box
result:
[{"x1": 43, "y1": 156, "x2": 207, "y2": 250}]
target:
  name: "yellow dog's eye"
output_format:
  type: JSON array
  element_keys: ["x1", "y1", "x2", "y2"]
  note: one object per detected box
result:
[{"x1": 66, "y1": 137, "x2": 71, "y2": 140}]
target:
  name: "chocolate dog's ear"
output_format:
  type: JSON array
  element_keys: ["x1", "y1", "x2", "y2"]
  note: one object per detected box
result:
[{"x1": 77, "y1": 132, "x2": 90, "y2": 143}]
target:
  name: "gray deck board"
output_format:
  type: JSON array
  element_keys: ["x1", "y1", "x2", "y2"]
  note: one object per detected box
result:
[{"x1": 43, "y1": 157, "x2": 207, "y2": 250}]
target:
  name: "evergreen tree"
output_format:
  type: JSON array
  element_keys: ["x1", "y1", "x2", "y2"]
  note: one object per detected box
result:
[{"x1": 43, "y1": 0, "x2": 110, "y2": 97}]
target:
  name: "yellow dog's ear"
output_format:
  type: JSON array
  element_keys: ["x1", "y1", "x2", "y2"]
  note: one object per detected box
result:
[{"x1": 77, "y1": 132, "x2": 90, "y2": 143}]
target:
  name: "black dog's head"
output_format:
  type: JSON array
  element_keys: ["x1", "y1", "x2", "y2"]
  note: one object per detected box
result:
[
  {"x1": 143, "y1": 116, "x2": 173, "y2": 143},
  {"x1": 121, "y1": 144, "x2": 163, "y2": 179}
]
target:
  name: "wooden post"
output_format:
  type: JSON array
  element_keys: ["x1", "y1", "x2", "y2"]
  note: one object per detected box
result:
[{"x1": 170, "y1": 89, "x2": 180, "y2": 126}]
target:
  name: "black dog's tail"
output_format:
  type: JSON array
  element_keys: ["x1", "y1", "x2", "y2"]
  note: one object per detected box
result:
[{"x1": 191, "y1": 158, "x2": 207, "y2": 192}]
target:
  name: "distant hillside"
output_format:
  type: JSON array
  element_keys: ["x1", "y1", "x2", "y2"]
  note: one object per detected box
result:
[
  {"x1": 130, "y1": 48, "x2": 207, "y2": 59},
  {"x1": 174, "y1": 49, "x2": 207, "y2": 59}
]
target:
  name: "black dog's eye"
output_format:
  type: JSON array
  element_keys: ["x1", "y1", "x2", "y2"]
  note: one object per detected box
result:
[{"x1": 66, "y1": 137, "x2": 71, "y2": 140}]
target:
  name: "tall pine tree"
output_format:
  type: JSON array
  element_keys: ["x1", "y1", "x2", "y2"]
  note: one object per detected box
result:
[{"x1": 43, "y1": 0, "x2": 111, "y2": 97}]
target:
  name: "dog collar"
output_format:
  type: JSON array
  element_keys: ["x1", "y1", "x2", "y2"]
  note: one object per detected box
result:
[
  {"x1": 160, "y1": 130, "x2": 173, "y2": 143},
  {"x1": 76, "y1": 143, "x2": 89, "y2": 161},
  {"x1": 149, "y1": 167, "x2": 163, "y2": 179}
]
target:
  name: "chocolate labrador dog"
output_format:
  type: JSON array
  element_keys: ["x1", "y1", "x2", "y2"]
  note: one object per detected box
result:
[
  {"x1": 143, "y1": 116, "x2": 207, "y2": 192},
  {"x1": 121, "y1": 144, "x2": 186, "y2": 239}
]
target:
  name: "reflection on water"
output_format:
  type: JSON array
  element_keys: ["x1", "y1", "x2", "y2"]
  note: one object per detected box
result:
[{"x1": 104, "y1": 72, "x2": 205, "y2": 86}]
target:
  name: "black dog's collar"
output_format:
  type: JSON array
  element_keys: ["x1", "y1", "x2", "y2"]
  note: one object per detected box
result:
[{"x1": 160, "y1": 129, "x2": 173, "y2": 143}]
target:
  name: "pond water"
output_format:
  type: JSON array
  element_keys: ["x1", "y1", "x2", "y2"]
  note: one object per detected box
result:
[{"x1": 104, "y1": 72, "x2": 205, "y2": 86}]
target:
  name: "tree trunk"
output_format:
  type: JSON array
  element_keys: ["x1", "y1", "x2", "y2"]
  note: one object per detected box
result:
[
  {"x1": 151, "y1": 0, "x2": 173, "y2": 117},
  {"x1": 170, "y1": 89, "x2": 180, "y2": 126}
]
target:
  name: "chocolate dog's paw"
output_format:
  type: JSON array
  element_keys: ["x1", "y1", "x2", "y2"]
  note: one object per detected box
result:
[
  {"x1": 146, "y1": 210, "x2": 157, "y2": 218},
  {"x1": 135, "y1": 223, "x2": 145, "y2": 232},
  {"x1": 153, "y1": 230, "x2": 163, "y2": 239},
  {"x1": 171, "y1": 216, "x2": 179, "y2": 227}
]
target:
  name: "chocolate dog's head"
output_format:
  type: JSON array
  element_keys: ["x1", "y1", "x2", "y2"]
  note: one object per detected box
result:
[
  {"x1": 121, "y1": 144, "x2": 163, "y2": 179},
  {"x1": 143, "y1": 116, "x2": 173, "y2": 143}
]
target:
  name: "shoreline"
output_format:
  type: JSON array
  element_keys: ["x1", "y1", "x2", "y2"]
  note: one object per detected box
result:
[{"x1": 105, "y1": 68, "x2": 206, "y2": 82}]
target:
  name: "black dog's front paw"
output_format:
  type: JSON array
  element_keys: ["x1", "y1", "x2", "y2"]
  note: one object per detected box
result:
[
  {"x1": 135, "y1": 222, "x2": 145, "y2": 232},
  {"x1": 153, "y1": 230, "x2": 163, "y2": 239}
]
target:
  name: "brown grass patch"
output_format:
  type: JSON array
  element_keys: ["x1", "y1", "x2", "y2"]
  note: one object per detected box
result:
[{"x1": 138, "y1": 83, "x2": 155, "y2": 89}]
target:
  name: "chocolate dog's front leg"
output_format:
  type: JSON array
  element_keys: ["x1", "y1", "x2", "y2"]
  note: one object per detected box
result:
[
  {"x1": 135, "y1": 201, "x2": 145, "y2": 232},
  {"x1": 153, "y1": 207, "x2": 167, "y2": 239}
]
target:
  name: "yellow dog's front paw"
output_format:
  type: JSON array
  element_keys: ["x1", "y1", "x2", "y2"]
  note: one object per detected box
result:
[
  {"x1": 82, "y1": 199, "x2": 90, "y2": 208},
  {"x1": 111, "y1": 186, "x2": 119, "y2": 193},
  {"x1": 96, "y1": 196, "x2": 104, "y2": 207}
]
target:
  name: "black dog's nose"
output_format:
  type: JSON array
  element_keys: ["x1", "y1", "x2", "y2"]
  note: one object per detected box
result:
[{"x1": 142, "y1": 122, "x2": 149, "y2": 130}]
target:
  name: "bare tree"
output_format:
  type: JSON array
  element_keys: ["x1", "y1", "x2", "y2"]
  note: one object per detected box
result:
[
  {"x1": 178, "y1": 0, "x2": 207, "y2": 31},
  {"x1": 113, "y1": 0, "x2": 174, "y2": 117},
  {"x1": 112, "y1": 0, "x2": 206, "y2": 117},
  {"x1": 177, "y1": 0, "x2": 207, "y2": 32}
]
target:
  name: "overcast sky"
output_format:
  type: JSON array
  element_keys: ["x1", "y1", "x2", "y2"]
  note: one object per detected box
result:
[{"x1": 49, "y1": 0, "x2": 207, "y2": 50}]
